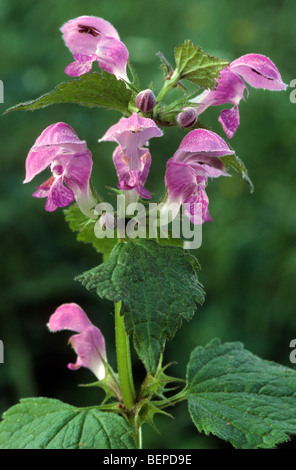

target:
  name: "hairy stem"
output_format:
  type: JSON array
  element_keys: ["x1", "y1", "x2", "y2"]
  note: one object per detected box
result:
[
  {"x1": 153, "y1": 70, "x2": 181, "y2": 115},
  {"x1": 115, "y1": 301, "x2": 136, "y2": 410},
  {"x1": 134, "y1": 427, "x2": 142, "y2": 449}
]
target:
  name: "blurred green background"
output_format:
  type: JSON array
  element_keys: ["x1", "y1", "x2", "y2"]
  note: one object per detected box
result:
[{"x1": 0, "y1": 0, "x2": 296, "y2": 449}]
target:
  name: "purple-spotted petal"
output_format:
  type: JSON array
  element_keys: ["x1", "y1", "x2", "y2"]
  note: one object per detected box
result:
[
  {"x1": 184, "y1": 186, "x2": 212, "y2": 225},
  {"x1": 136, "y1": 184, "x2": 151, "y2": 199},
  {"x1": 44, "y1": 196, "x2": 58, "y2": 212},
  {"x1": 218, "y1": 105, "x2": 240, "y2": 139},
  {"x1": 46, "y1": 175, "x2": 74, "y2": 211},
  {"x1": 138, "y1": 150, "x2": 151, "y2": 187},
  {"x1": 113, "y1": 146, "x2": 132, "y2": 188},
  {"x1": 135, "y1": 148, "x2": 152, "y2": 199},
  {"x1": 33, "y1": 175, "x2": 74, "y2": 213},
  {"x1": 229, "y1": 53, "x2": 287, "y2": 91},
  {"x1": 113, "y1": 146, "x2": 152, "y2": 198}
]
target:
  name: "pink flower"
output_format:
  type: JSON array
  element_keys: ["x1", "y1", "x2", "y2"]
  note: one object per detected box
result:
[
  {"x1": 48, "y1": 303, "x2": 107, "y2": 380},
  {"x1": 191, "y1": 54, "x2": 287, "y2": 138},
  {"x1": 229, "y1": 54, "x2": 287, "y2": 91},
  {"x1": 100, "y1": 112, "x2": 163, "y2": 198},
  {"x1": 24, "y1": 123, "x2": 97, "y2": 217},
  {"x1": 60, "y1": 16, "x2": 129, "y2": 81},
  {"x1": 165, "y1": 129, "x2": 233, "y2": 224},
  {"x1": 165, "y1": 160, "x2": 212, "y2": 224},
  {"x1": 113, "y1": 146, "x2": 152, "y2": 199}
]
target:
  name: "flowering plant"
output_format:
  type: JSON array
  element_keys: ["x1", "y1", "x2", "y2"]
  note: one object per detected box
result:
[{"x1": 1, "y1": 15, "x2": 295, "y2": 451}]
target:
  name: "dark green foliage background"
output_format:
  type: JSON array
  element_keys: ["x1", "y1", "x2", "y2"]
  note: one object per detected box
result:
[{"x1": 0, "y1": 0, "x2": 295, "y2": 449}]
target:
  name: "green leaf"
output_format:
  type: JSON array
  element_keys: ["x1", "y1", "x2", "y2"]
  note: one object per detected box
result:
[
  {"x1": 186, "y1": 339, "x2": 296, "y2": 449},
  {"x1": 64, "y1": 204, "x2": 117, "y2": 260},
  {"x1": 174, "y1": 40, "x2": 229, "y2": 89},
  {"x1": 0, "y1": 397, "x2": 136, "y2": 449},
  {"x1": 5, "y1": 72, "x2": 132, "y2": 114},
  {"x1": 221, "y1": 154, "x2": 254, "y2": 192},
  {"x1": 76, "y1": 239, "x2": 205, "y2": 374}
]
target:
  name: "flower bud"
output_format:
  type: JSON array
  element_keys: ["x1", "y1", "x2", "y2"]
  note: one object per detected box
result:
[
  {"x1": 136, "y1": 89, "x2": 157, "y2": 113},
  {"x1": 176, "y1": 107, "x2": 198, "y2": 128}
]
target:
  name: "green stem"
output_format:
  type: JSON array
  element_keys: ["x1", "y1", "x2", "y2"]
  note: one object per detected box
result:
[
  {"x1": 115, "y1": 301, "x2": 136, "y2": 410},
  {"x1": 134, "y1": 427, "x2": 142, "y2": 449},
  {"x1": 156, "y1": 388, "x2": 189, "y2": 409},
  {"x1": 153, "y1": 70, "x2": 181, "y2": 116}
]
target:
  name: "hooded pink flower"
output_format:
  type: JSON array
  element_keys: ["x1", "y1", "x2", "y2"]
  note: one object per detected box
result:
[
  {"x1": 165, "y1": 129, "x2": 233, "y2": 224},
  {"x1": 48, "y1": 303, "x2": 107, "y2": 380},
  {"x1": 60, "y1": 16, "x2": 129, "y2": 81},
  {"x1": 191, "y1": 53, "x2": 287, "y2": 138},
  {"x1": 24, "y1": 123, "x2": 97, "y2": 217},
  {"x1": 100, "y1": 112, "x2": 163, "y2": 198}
]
